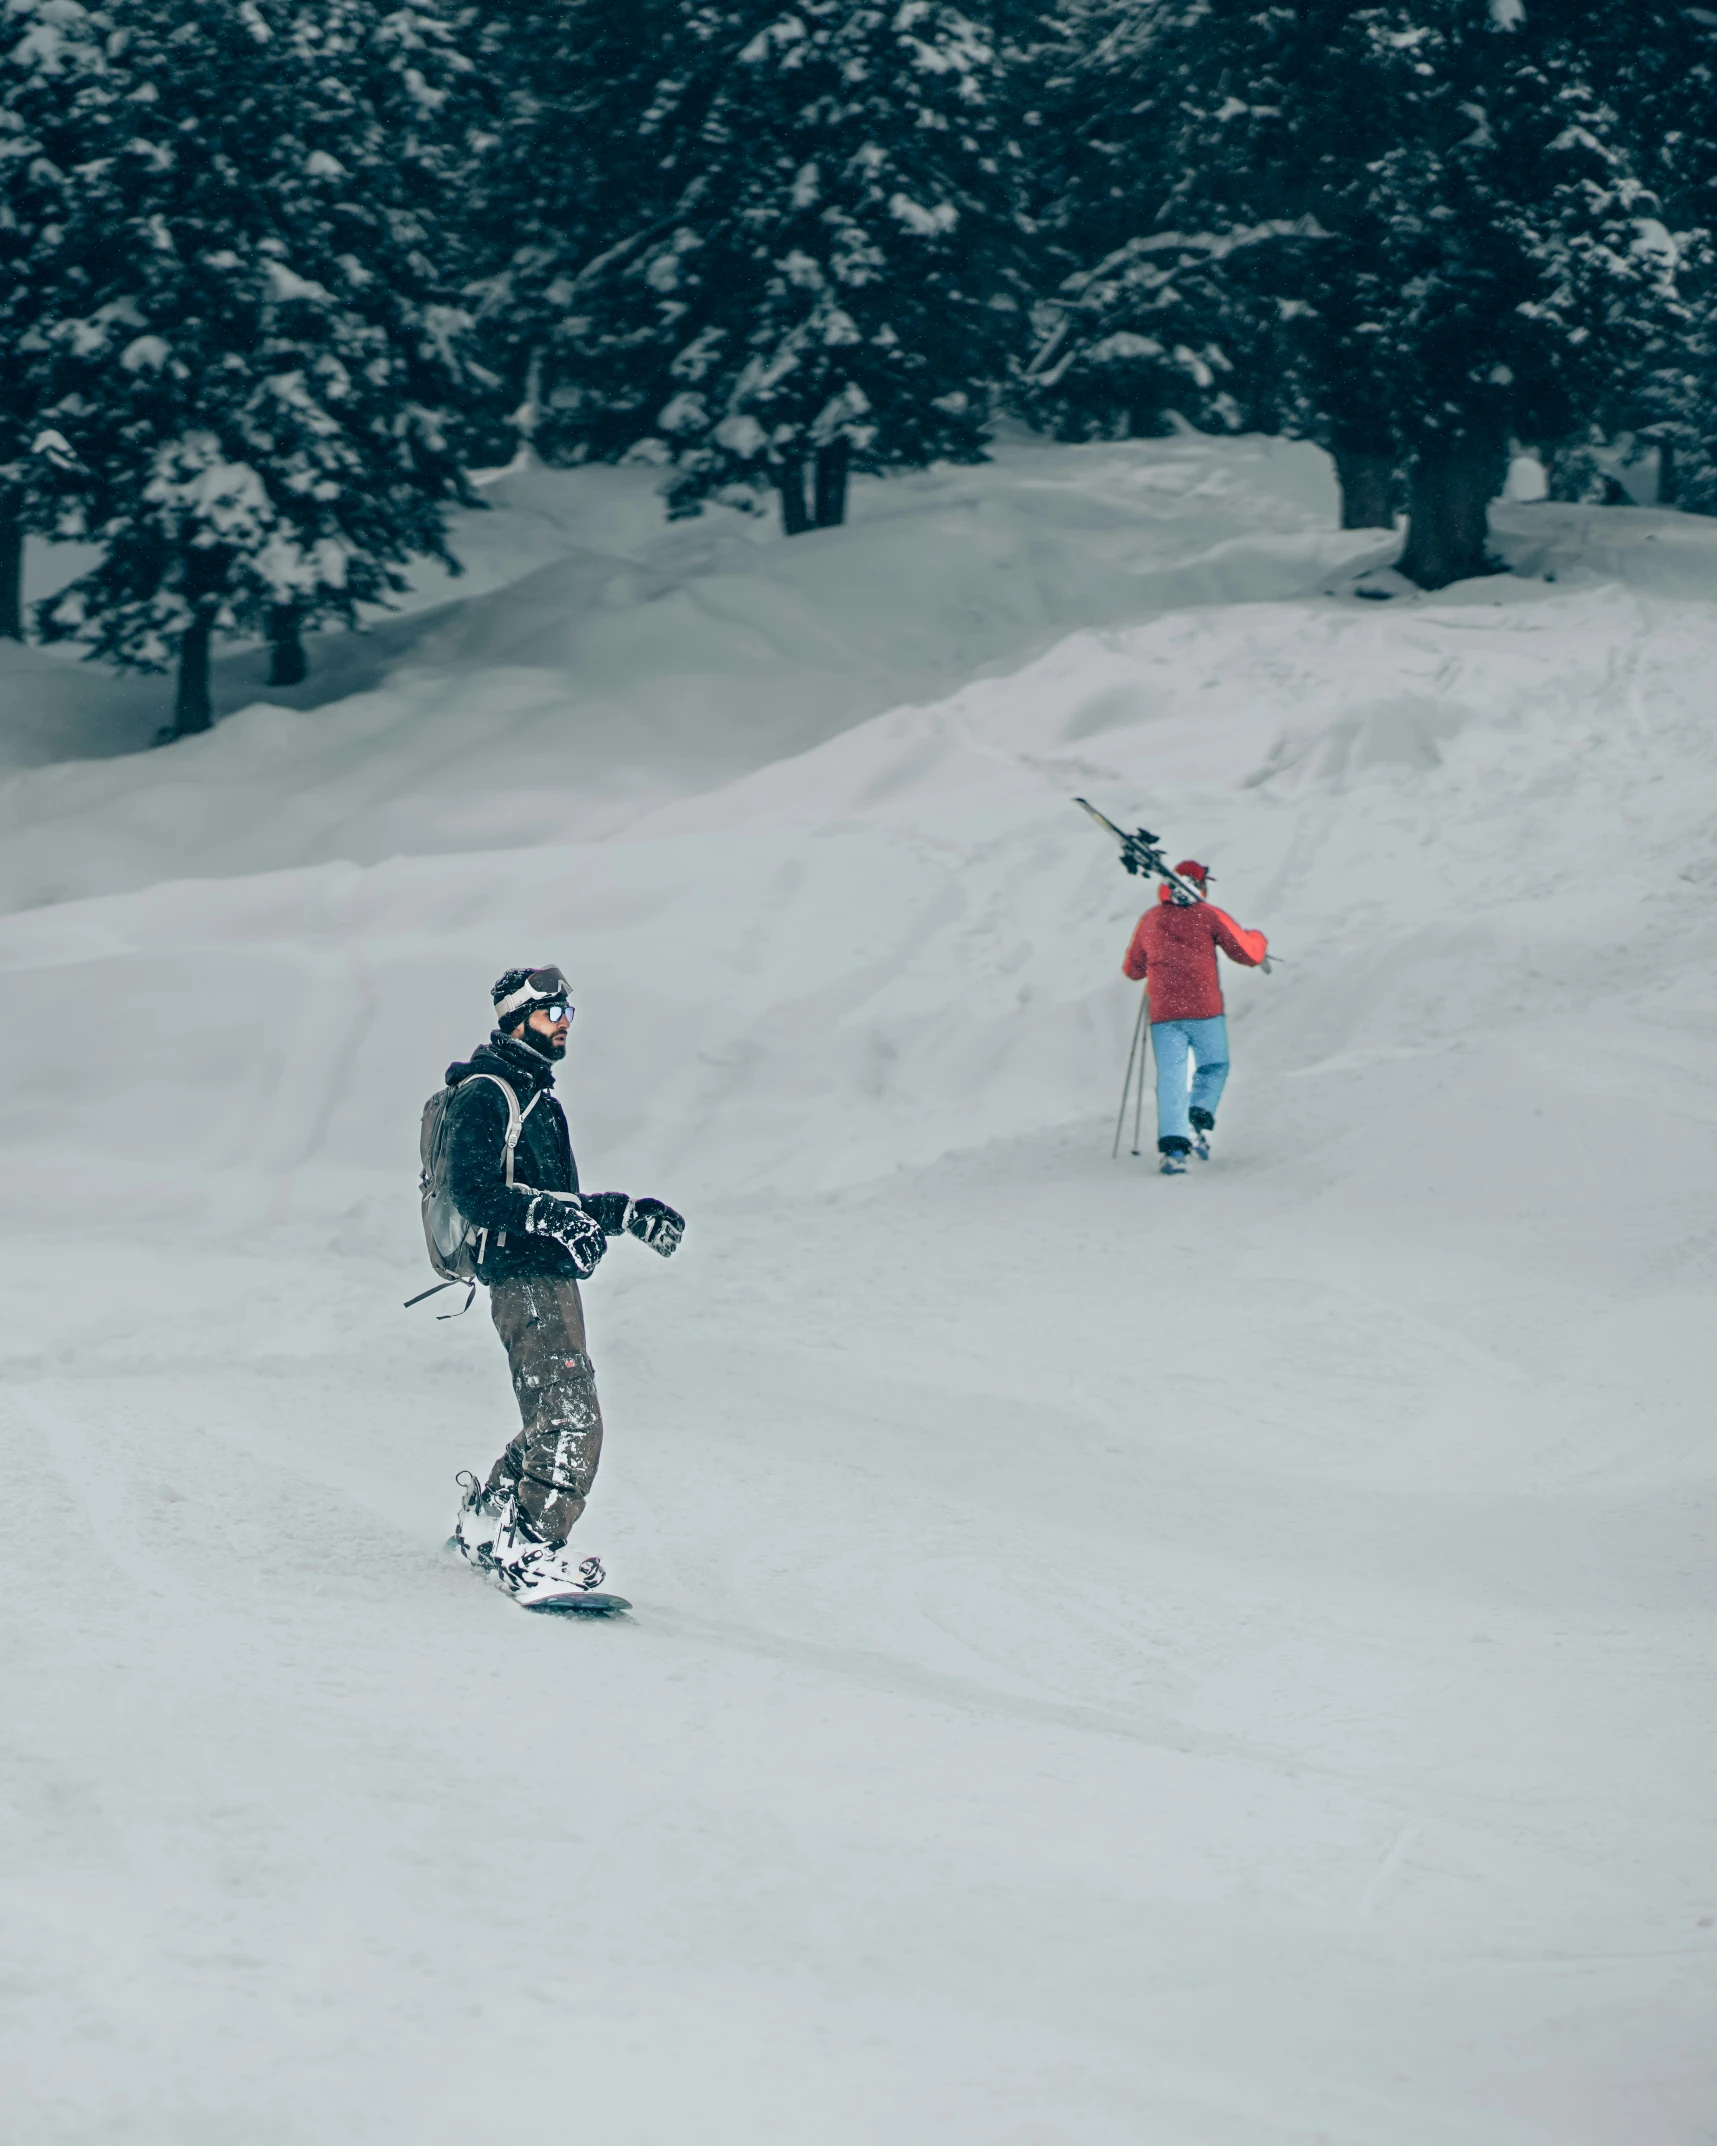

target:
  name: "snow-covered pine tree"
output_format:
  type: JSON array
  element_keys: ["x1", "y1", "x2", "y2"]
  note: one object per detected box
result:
[
  {"x1": 1360, "y1": 3, "x2": 1681, "y2": 584},
  {"x1": 1561, "y1": 5, "x2": 1717, "y2": 511},
  {"x1": 1031, "y1": 1, "x2": 1402, "y2": 518},
  {"x1": 0, "y1": 0, "x2": 110, "y2": 638},
  {"x1": 459, "y1": 0, "x2": 690, "y2": 467},
  {"x1": 561, "y1": 1, "x2": 1028, "y2": 532},
  {"x1": 27, "y1": 0, "x2": 482, "y2": 734},
  {"x1": 1019, "y1": 227, "x2": 1294, "y2": 446},
  {"x1": 1043, "y1": 2, "x2": 1686, "y2": 582}
]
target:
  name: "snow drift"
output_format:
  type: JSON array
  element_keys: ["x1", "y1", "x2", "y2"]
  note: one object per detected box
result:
[{"x1": 1, "y1": 437, "x2": 1712, "y2": 2146}]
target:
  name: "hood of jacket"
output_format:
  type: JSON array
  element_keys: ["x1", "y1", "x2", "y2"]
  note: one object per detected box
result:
[{"x1": 445, "y1": 1031, "x2": 560, "y2": 1098}]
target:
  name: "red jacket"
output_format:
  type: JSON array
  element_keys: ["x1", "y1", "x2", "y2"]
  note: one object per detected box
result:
[{"x1": 1122, "y1": 891, "x2": 1266, "y2": 1021}]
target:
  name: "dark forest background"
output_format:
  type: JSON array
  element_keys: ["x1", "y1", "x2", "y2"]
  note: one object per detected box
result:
[{"x1": 4, "y1": 0, "x2": 1713, "y2": 731}]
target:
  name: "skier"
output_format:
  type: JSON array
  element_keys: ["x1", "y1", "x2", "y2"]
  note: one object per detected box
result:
[
  {"x1": 443, "y1": 966, "x2": 684, "y2": 1607},
  {"x1": 1121, "y1": 863, "x2": 1267, "y2": 1175}
]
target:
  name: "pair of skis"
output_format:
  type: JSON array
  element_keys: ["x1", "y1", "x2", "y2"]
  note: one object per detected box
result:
[
  {"x1": 1076, "y1": 797, "x2": 1275, "y2": 970},
  {"x1": 1073, "y1": 798, "x2": 1212, "y2": 905}
]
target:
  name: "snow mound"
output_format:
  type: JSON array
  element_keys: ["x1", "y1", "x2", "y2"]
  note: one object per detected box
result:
[
  {"x1": 3, "y1": 436, "x2": 1714, "y2": 2146},
  {"x1": 0, "y1": 435, "x2": 1385, "y2": 902},
  {"x1": 5, "y1": 446, "x2": 1712, "y2": 1218}
]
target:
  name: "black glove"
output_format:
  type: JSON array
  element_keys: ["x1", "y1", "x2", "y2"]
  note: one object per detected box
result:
[
  {"x1": 526, "y1": 1194, "x2": 606, "y2": 1280},
  {"x1": 579, "y1": 1192, "x2": 685, "y2": 1257},
  {"x1": 627, "y1": 1196, "x2": 685, "y2": 1258},
  {"x1": 579, "y1": 1192, "x2": 633, "y2": 1236}
]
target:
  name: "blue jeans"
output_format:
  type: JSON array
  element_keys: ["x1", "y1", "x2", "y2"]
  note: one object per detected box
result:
[{"x1": 1152, "y1": 1016, "x2": 1230, "y2": 1147}]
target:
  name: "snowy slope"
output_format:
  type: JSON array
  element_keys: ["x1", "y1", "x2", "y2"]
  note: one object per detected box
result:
[
  {"x1": 0, "y1": 434, "x2": 1387, "y2": 896},
  {"x1": 1, "y1": 438, "x2": 1713, "y2": 2146}
]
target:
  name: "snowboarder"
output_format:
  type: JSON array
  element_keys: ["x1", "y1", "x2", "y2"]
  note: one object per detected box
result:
[
  {"x1": 441, "y1": 966, "x2": 684, "y2": 1608},
  {"x1": 1121, "y1": 863, "x2": 1267, "y2": 1175}
]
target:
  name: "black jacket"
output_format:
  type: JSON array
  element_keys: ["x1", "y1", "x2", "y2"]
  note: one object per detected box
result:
[{"x1": 444, "y1": 1034, "x2": 583, "y2": 1283}]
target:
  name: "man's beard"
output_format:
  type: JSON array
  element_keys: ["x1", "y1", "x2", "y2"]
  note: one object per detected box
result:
[{"x1": 519, "y1": 1025, "x2": 566, "y2": 1062}]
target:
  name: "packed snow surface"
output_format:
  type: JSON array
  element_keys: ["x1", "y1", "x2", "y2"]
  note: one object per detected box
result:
[{"x1": 2, "y1": 436, "x2": 1712, "y2": 2145}]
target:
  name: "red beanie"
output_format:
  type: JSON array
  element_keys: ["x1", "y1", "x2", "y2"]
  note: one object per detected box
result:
[{"x1": 1174, "y1": 859, "x2": 1210, "y2": 885}]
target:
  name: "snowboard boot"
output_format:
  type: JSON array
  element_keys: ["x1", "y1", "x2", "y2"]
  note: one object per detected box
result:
[
  {"x1": 451, "y1": 1471, "x2": 513, "y2": 1571},
  {"x1": 452, "y1": 1475, "x2": 618, "y2": 1610},
  {"x1": 1158, "y1": 1137, "x2": 1190, "y2": 1177},
  {"x1": 493, "y1": 1542, "x2": 608, "y2": 1609},
  {"x1": 1189, "y1": 1107, "x2": 1215, "y2": 1161}
]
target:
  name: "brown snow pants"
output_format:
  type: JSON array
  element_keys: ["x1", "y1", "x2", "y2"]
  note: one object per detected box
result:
[{"x1": 484, "y1": 1275, "x2": 605, "y2": 1546}]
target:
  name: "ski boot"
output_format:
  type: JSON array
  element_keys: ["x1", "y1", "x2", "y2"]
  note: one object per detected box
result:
[
  {"x1": 1189, "y1": 1107, "x2": 1214, "y2": 1162},
  {"x1": 1158, "y1": 1138, "x2": 1190, "y2": 1177}
]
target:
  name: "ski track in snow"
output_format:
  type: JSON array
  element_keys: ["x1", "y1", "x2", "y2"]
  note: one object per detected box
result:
[{"x1": 1, "y1": 437, "x2": 1713, "y2": 2144}]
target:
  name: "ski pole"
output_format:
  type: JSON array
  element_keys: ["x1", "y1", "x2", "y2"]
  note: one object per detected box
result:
[
  {"x1": 1112, "y1": 987, "x2": 1149, "y2": 1159},
  {"x1": 1132, "y1": 1002, "x2": 1150, "y2": 1157}
]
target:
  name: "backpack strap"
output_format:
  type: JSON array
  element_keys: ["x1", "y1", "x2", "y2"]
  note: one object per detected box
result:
[
  {"x1": 472, "y1": 1075, "x2": 545, "y2": 1252},
  {"x1": 470, "y1": 1072, "x2": 527, "y2": 1186},
  {"x1": 402, "y1": 1277, "x2": 478, "y2": 1318}
]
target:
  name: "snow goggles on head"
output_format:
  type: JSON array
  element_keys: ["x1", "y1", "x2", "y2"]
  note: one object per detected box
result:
[{"x1": 494, "y1": 965, "x2": 574, "y2": 1021}]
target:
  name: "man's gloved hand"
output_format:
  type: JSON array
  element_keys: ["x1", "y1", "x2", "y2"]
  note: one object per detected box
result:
[
  {"x1": 578, "y1": 1192, "x2": 685, "y2": 1257},
  {"x1": 528, "y1": 1194, "x2": 607, "y2": 1280},
  {"x1": 627, "y1": 1197, "x2": 685, "y2": 1258},
  {"x1": 579, "y1": 1192, "x2": 633, "y2": 1236}
]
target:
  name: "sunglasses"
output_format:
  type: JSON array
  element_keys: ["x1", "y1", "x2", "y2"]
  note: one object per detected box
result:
[{"x1": 539, "y1": 1003, "x2": 572, "y2": 1024}]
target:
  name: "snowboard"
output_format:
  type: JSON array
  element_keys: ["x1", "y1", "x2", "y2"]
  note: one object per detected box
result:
[{"x1": 523, "y1": 1589, "x2": 632, "y2": 1617}]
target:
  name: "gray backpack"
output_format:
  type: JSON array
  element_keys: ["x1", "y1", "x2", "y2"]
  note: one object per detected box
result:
[{"x1": 407, "y1": 1073, "x2": 539, "y2": 1311}]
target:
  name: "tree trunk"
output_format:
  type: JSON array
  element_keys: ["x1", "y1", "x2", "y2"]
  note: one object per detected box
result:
[
  {"x1": 776, "y1": 455, "x2": 812, "y2": 536},
  {"x1": 813, "y1": 438, "x2": 850, "y2": 529},
  {"x1": 0, "y1": 500, "x2": 23, "y2": 641},
  {"x1": 1398, "y1": 442, "x2": 1504, "y2": 590},
  {"x1": 1657, "y1": 441, "x2": 1678, "y2": 507},
  {"x1": 1330, "y1": 441, "x2": 1395, "y2": 530},
  {"x1": 267, "y1": 603, "x2": 307, "y2": 686},
  {"x1": 172, "y1": 611, "x2": 214, "y2": 737}
]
